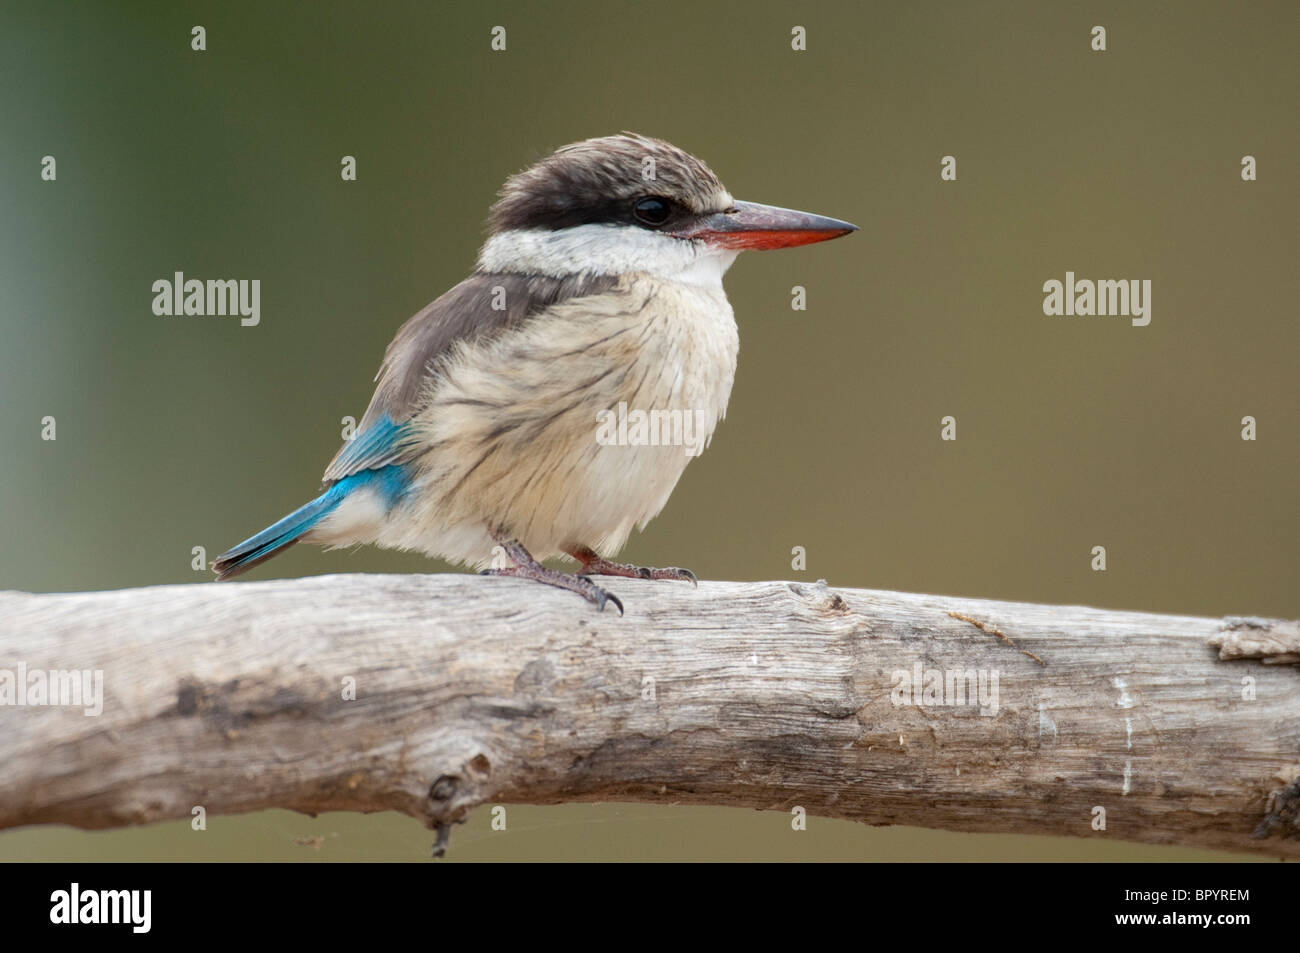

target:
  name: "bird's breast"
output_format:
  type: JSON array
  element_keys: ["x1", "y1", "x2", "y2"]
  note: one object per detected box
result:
[{"x1": 396, "y1": 274, "x2": 739, "y2": 563}]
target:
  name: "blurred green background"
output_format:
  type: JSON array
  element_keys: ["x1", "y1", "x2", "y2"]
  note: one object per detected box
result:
[{"x1": 1, "y1": 0, "x2": 1295, "y2": 861}]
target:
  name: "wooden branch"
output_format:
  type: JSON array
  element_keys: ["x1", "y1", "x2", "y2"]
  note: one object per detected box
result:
[{"x1": 2, "y1": 575, "x2": 1297, "y2": 858}]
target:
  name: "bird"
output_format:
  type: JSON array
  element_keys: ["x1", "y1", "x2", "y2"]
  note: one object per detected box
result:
[{"x1": 212, "y1": 133, "x2": 856, "y2": 612}]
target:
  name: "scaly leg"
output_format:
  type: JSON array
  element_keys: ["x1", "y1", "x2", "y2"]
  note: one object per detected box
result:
[
  {"x1": 565, "y1": 545, "x2": 698, "y2": 587},
  {"x1": 482, "y1": 535, "x2": 623, "y2": 614}
]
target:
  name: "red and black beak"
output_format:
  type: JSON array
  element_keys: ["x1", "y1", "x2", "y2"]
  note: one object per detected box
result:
[{"x1": 670, "y1": 200, "x2": 858, "y2": 250}]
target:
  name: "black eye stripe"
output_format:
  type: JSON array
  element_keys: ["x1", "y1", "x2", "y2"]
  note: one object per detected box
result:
[{"x1": 489, "y1": 189, "x2": 695, "y2": 232}]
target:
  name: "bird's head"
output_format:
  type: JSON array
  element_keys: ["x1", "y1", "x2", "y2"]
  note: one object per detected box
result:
[{"x1": 478, "y1": 133, "x2": 856, "y2": 284}]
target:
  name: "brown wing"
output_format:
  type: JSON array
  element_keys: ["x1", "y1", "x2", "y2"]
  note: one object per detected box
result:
[{"x1": 322, "y1": 270, "x2": 618, "y2": 483}]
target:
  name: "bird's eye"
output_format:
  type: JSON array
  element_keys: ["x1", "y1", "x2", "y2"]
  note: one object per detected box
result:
[{"x1": 632, "y1": 196, "x2": 672, "y2": 227}]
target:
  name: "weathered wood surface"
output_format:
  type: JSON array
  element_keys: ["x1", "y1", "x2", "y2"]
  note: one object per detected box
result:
[{"x1": 1, "y1": 574, "x2": 1297, "y2": 857}]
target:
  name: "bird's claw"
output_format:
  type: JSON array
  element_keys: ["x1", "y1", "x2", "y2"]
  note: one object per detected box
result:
[
  {"x1": 577, "y1": 576, "x2": 624, "y2": 615},
  {"x1": 660, "y1": 566, "x2": 697, "y2": 587},
  {"x1": 480, "y1": 563, "x2": 623, "y2": 614}
]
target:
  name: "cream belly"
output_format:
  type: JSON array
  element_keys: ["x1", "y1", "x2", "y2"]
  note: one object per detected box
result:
[{"x1": 313, "y1": 273, "x2": 739, "y2": 567}]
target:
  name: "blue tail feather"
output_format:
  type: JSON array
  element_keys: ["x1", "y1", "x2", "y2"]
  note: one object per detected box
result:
[
  {"x1": 212, "y1": 484, "x2": 348, "y2": 580},
  {"x1": 212, "y1": 466, "x2": 409, "y2": 580}
]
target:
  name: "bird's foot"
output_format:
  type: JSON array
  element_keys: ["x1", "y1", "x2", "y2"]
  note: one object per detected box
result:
[
  {"x1": 566, "y1": 545, "x2": 698, "y2": 587},
  {"x1": 482, "y1": 537, "x2": 623, "y2": 614}
]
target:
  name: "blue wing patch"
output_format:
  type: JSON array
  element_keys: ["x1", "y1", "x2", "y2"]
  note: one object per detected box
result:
[{"x1": 323, "y1": 414, "x2": 414, "y2": 484}]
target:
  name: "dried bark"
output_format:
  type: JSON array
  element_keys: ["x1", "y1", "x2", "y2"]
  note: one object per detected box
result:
[{"x1": 1, "y1": 575, "x2": 1297, "y2": 857}]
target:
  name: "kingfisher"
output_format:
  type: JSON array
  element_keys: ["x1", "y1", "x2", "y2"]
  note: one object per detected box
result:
[{"x1": 213, "y1": 133, "x2": 856, "y2": 612}]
